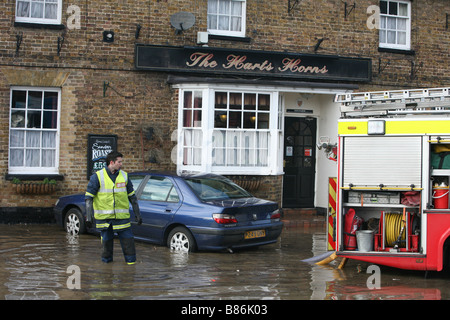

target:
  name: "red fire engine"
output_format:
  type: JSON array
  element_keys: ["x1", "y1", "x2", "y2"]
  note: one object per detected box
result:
[{"x1": 332, "y1": 87, "x2": 450, "y2": 271}]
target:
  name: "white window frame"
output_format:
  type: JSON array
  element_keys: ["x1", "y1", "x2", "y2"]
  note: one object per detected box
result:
[
  {"x1": 207, "y1": 0, "x2": 246, "y2": 38},
  {"x1": 175, "y1": 85, "x2": 282, "y2": 176},
  {"x1": 379, "y1": 0, "x2": 411, "y2": 51},
  {"x1": 15, "y1": 0, "x2": 63, "y2": 25},
  {"x1": 9, "y1": 87, "x2": 61, "y2": 175}
]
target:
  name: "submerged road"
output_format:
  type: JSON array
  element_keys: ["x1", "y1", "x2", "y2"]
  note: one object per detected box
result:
[{"x1": 0, "y1": 220, "x2": 449, "y2": 302}]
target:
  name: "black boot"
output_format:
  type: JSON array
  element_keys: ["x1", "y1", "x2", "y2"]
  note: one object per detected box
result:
[
  {"x1": 101, "y1": 239, "x2": 114, "y2": 263},
  {"x1": 120, "y1": 237, "x2": 136, "y2": 264}
]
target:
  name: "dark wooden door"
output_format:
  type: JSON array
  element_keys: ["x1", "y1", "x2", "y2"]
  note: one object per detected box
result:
[{"x1": 283, "y1": 117, "x2": 317, "y2": 208}]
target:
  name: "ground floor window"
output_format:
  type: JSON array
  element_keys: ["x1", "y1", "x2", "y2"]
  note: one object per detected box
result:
[
  {"x1": 9, "y1": 87, "x2": 60, "y2": 174},
  {"x1": 176, "y1": 85, "x2": 283, "y2": 175}
]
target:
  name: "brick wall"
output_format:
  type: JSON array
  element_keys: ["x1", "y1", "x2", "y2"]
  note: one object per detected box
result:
[{"x1": 0, "y1": 0, "x2": 448, "y2": 211}]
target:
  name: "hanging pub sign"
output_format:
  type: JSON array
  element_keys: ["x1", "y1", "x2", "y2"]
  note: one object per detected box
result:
[
  {"x1": 135, "y1": 44, "x2": 371, "y2": 82},
  {"x1": 87, "y1": 134, "x2": 117, "y2": 180}
]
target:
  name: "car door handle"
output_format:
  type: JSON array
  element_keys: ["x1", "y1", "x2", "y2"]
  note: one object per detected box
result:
[{"x1": 165, "y1": 209, "x2": 172, "y2": 213}]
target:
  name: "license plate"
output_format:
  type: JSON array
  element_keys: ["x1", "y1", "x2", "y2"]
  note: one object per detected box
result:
[{"x1": 244, "y1": 229, "x2": 266, "y2": 239}]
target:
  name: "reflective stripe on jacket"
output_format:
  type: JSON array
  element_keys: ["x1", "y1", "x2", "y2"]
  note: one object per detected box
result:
[
  {"x1": 96, "y1": 219, "x2": 131, "y2": 230},
  {"x1": 93, "y1": 168, "x2": 131, "y2": 220}
]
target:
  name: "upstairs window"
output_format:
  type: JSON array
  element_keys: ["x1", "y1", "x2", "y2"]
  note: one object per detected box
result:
[
  {"x1": 15, "y1": 0, "x2": 62, "y2": 25},
  {"x1": 379, "y1": 0, "x2": 411, "y2": 50},
  {"x1": 207, "y1": 0, "x2": 246, "y2": 37}
]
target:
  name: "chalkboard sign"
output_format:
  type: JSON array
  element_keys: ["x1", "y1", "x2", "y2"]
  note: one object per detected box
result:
[{"x1": 87, "y1": 134, "x2": 118, "y2": 180}]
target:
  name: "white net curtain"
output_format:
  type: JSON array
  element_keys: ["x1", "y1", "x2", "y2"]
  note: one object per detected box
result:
[
  {"x1": 10, "y1": 89, "x2": 58, "y2": 170},
  {"x1": 207, "y1": 0, "x2": 243, "y2": 32},
  {"x1": 16, "y1": 0, "x2": 59, "y2": 20}
]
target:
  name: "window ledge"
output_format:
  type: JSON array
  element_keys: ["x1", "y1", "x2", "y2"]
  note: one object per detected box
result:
[
  {"x1": 14, "y1": 22, "x2": 66, "y2": 30},
  {"x1": 208, "y1": 34, "x2": 251, "y2": 43},
  {"x1": 378, "y1": 47, "x2": 415, "y2": 55},
  {"x1": 5, "y1": 174, "x2": 65, "y2": 181}
]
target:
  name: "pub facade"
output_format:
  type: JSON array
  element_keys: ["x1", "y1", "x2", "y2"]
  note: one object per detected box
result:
[{"x1": 0, "y1": 0, "x2": 448, "y2": 220}]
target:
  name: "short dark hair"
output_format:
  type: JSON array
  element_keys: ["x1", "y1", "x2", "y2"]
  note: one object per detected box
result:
[{"x1": 106, "y1": 151, "x2": 123, "y2": 165}]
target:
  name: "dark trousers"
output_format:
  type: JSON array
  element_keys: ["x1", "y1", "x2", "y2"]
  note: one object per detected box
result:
[{"x1": 100, "y1": 223, "x2": 136, "y2": 264}]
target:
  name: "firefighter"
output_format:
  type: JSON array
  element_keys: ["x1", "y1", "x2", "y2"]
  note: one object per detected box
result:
[{"x1": 85, "y1": 151, "x2": 142, "y2": 264}]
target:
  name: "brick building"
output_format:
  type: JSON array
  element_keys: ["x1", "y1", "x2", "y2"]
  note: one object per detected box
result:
[{"x1": 0, "y1": 0, "x2": 448, "y2": 221}]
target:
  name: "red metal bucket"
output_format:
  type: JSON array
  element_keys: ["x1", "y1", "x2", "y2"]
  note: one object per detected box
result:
[{"x1": 433, "y1": 186, "x2": 449, "y2": 209}]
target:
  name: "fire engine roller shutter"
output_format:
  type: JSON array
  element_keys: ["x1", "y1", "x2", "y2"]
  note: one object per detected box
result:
[{"x1": 342, "y1": 136, "x2": 422, "y2": 188}]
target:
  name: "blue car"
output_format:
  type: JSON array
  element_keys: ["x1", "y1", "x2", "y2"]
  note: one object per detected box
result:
[{"x1": 54, "y1": 172, "x2": 283, "y2": 252}]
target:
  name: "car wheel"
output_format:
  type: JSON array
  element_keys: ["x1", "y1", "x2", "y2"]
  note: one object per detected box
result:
[
  {"x1": 168, "y1": 227, "x2": 196, "y2": 253},
  {"x1": 64, "y1": 208, "x2": 86, "y2": 236}
]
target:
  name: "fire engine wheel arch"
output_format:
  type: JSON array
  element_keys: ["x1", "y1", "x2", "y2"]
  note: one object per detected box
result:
[{"x1": 440, "y1": 236, "x2": 450, "y2": 271}]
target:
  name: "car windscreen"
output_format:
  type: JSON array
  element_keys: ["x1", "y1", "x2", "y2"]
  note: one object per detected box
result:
[{"x1": 184, "y1": 177, "x2": 252, "y2": 201}]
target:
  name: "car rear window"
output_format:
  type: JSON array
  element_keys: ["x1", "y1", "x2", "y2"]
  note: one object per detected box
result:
[{"x1": 184, "y1": 177, "x2": 252, "y2": 201}]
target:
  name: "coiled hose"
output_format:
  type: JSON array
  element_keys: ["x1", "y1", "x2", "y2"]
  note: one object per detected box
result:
[{"x1": 384, "y1": 213, "x2": 406, "y2": 247}]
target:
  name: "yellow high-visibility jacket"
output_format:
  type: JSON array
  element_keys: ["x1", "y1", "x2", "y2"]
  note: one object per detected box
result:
[{"x1": 88, "y1": 168, "x2": 132, "y2": 220}]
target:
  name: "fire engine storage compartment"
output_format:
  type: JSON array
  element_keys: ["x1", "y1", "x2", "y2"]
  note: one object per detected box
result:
[
  {"x1": 429, "y1": 137, "x2": 450, "y2": 210},
  {"x1": 341, "y1": 193, "x2": 421, "y2": 252},
  {"x1": 339, "y1": 135, "x2": 422, "y2": 253}
]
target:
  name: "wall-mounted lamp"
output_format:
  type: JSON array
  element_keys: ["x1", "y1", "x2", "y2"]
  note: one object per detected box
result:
[
  {"x1": 57, "y1": 35, "x2": 65, "y2": 55},
  {"x1": 314, "y1": 38, "x2": 328, "y2": 52},
  {"x1": 135, "y1": 24, "x2": 142, "y2": 39},
  {"x1": 103, "y1": 81, "x2": 110, "y2": 97},
  {"x1": 15, "y1": 33, "x2": 23, "y2": 56},
  {"x1": 103, "y1": 30, "x2": 114, "y2": 43}
]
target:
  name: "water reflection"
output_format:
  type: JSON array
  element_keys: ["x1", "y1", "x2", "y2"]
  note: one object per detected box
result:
[
  {"x1": 306, "y1": 258, "x2": 443, "y2": 300},
  {"x1": 169, "y1": 251, "x2": 190, "y2": 267},
  {"x1": 333, "y1": 285, "x2": 441, "y2": 300},
  {"x1": 0, "y1": 224, "x2": 447, "y2": 300}
]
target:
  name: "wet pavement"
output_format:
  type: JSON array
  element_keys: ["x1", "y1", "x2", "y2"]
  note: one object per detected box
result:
[{"x1": 1, "y1": 218, "x2": 450, "y2": 301}]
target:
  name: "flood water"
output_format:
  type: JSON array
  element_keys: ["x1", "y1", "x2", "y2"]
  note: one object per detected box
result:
[{"x1": 1, "y1": 223, "x2": 450, "y2": 301}]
